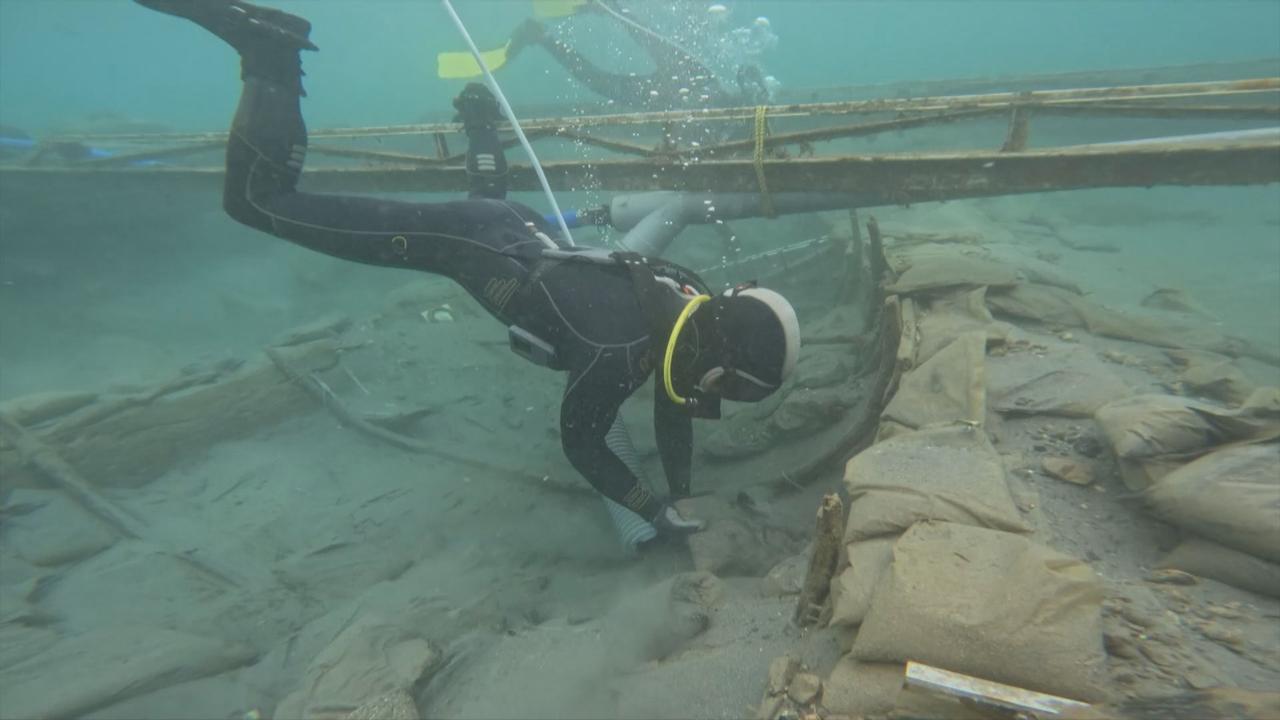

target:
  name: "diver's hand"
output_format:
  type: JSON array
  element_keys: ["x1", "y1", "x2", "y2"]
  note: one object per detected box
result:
[
  {"x1": 653, "y1": 500, "x2": 705, "y2": 537},
  {"x1": 452, "y1": 82, "x2": 503, "y2": 130}
]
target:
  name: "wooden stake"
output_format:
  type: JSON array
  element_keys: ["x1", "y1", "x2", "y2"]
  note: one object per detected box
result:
[{"x1": 794, "y1": 494, "x2": 844, "y2": 627}]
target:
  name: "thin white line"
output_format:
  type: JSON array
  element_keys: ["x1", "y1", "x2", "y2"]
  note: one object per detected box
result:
[{"x1": 564, "y1": 348, "x2": 602, "y2": 399}]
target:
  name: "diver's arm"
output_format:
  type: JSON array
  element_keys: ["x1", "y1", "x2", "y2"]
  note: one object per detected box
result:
[
  {"x1": 538, "y1": 34, "x2": 656, "y2": 106},
  {"x1": 592, "y1": 1, "x2": 720, "y2": 99},
  {"x1": 560, "y1": 365, "x2": 663, "y2": 519},
  {"x1": 653, "y1": 381, "x2": 693, "y2": 498}
]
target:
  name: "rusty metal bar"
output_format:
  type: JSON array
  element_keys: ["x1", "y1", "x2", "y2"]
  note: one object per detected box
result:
[
  {"x1": 693, "y1": 108, "x2": 1004, "y2": 157},
  {"x1": 551, "y1": 128, "x2": 657, "y2": 157},
  {"x1": 8, "y1": 138, "x2": 1275, "y2": 199},
  {"x1": 777, "y1": 57, "x2": 1280, "y2": 104},
  {"x1": 1001, "y1": 107, "x2": 1031, "y2": 152},
  {"x1": 1030, "y1": 103, "x2": 1280, "y2": 119},
  {"x1": 44, "y1": 78, "x2": 1280, "y2": 144}
]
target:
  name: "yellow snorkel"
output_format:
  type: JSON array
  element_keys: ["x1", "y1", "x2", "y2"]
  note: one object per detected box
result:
[{"x1": 663, "y1": 294, "x2": 711, "y2": 406}]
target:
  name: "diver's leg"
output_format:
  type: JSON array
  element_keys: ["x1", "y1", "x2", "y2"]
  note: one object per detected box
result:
[
  {"x1": 453, "y1": 84, "x2": 509, "y2": 200},
  {"x1": 136, "y1": 1, "x2": 535, "y2": 279}
]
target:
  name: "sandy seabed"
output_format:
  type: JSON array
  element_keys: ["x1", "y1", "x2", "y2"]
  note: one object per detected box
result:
[{"x1": 1, "y1": 185, "x2": 1279, "y2": 719}]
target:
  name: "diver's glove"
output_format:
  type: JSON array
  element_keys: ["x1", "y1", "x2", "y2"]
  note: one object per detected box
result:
[
  {"x1": 653, "y1": 500, "x2": 706, "y2": 537},
  {"x1": 452, "y1": 83, "x2": 503, "y2": 131}
]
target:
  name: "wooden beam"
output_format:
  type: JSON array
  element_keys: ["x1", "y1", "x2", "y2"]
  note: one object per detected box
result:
[{"x1": 6, "y1": 138, "x2": 1276, "y2": 200}]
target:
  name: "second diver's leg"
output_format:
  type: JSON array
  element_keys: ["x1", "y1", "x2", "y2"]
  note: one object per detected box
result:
[{"x1": 453, "y1": 84, "x2": 508, "y2": 200}]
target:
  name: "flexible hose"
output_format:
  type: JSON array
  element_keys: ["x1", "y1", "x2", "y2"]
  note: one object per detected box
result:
[{"x1": 440, "y1": 0, "x2": 575, "y2": 246}]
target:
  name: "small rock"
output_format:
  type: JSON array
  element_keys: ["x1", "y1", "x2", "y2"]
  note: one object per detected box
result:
[
  {"x1": 1145, "y1": 569, "x2": 1198, "y2": 586},
  {"x1": 767, "y1": 655, "x2": 800, "y2": 695},
  {"x1": 762, "y1": 553, "x2": 807, "y2": 597},
  {"x1": 1137, "y1": 641, "x2": 1182, "y2": 669},
  {"x1": 1205, "y1": 603, "x2": 1247, "y2": 621},
  {"x1": 1041, "y1": 456, "x2": 1094, "y2": 486},
  {"x1": 1182, "y1": 669, "x2": 1221, "y2": 690},
  {"x1": 1101, "y1": 350, "x2": 1141, "y2": 366},
  {"x1": 344, "y1": 690, "x2": 419, "y2": 720},
  {"x1": 1196, "y1": 620, "x2": 1245, "y2": 651},
  {"x1": 1104, "y1": 630, "x2": 1141, "y2": 660},
  {"x1": 787, "y1": 673, "x2": 822, "y2": 706}
]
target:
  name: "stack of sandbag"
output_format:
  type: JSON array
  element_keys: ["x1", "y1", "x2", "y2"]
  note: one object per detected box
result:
[
  {"x1": 1094, "y1": 387, "x2": 1280, "y2": 492},
  {"x1": 878, "y1": 331, "x2": 987, "y2": 440},
  {"x1": 1094, "y1": 388, "x2": 1280, "y2": 598},
  {"x1": 986, "y1": 282, "x2": 1276, "y2": 364},
  {"x1": 823, "y1": 424, "x2": 1107, "y2": 716}
]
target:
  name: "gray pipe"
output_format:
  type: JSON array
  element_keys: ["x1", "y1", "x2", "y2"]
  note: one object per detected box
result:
[
  {"x1": 611, "y1": 191, "x2": 874, "y2": 257},
  {"x1": 602, "y1": 414, "x2": 658, "y2": 551}
]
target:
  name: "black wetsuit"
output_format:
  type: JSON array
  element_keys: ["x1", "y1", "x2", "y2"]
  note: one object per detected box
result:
[
  {"x1": 224, "y1": 75, "x2": 693, "y2": 520},
  {"x1": 516, "y1": 1, "x2": 730, "y2": 110}
]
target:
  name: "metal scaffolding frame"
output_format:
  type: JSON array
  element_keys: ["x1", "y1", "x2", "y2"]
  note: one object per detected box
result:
[{"x1": 4, "y1": 72, "x2": 1278, "y2": 202}]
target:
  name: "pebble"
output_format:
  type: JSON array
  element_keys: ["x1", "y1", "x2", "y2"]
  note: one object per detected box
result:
[
  {"x1": 1145, "y1": 569, "x2": 1198, "y2": 586},
  {"x1": 1042, "y1": 456, "x2": 1094, "y2": 486},
  {"x1": 787, "y1": 673, "x2": 822, "y2": 705}
]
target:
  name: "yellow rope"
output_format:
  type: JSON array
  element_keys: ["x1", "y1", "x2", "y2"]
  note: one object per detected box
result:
[{"x1": 752, "y1": 105, "x2": 776, "y2": 218}]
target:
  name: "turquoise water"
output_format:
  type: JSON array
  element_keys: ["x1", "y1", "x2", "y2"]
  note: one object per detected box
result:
[
  {"x1": 2, "y1": 1, "x2": 1278, "y2": 130},
  {"x1": 0, "y1": 2, "x2": 1278, "y2": 719}
]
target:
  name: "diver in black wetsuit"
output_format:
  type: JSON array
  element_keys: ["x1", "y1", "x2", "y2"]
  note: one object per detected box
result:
[
  {"x1": 506, "y1": 5, "x2": 733, "y2": 110},
  {"x1": 133, "y1": 0, "x2": 801, "y2": 538}
]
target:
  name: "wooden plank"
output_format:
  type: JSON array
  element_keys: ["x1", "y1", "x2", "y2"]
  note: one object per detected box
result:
[{"x1": 904, "y1": 661, "x2": 1092, "y2": 717}]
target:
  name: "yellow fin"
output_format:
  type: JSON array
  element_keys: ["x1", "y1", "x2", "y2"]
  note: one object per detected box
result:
[
  {"x1": 437, "y1": 42, "x2": 510, "y2": 79},
  {"x1": 533, "y1": 0, "x2": 588, "y2": 18}
]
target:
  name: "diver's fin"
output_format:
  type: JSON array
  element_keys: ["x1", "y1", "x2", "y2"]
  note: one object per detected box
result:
[
  {"x1": 437, "y1": 41, "x2": 510, "y2": 79},
  {"x1": 533, "y1": 0, "x2": 588, "y2": 18}
]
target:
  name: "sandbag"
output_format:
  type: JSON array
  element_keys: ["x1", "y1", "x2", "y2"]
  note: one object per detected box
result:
[
  {"x1": 844, "y1": 425, "x2": 1031, "y2": 542},
  {"x1": 986, "y1": 283, "x2": 1090, "y2": 327},
  {"x1": 879, "y1": 332, "x2": 986, "y2": 439},
  {"x1": 1166, "y1": 349, "x2": 1254, "y2": 406},
  {"x1": 852, "y1": 522, "x2": 1107, "y2": 702},
  {"x1": 1144, "y1": 443, "x2": 1280, "y2": 563},
  {"x1": 993, "y1": 369, "x2": 1132, "y2": 419},
  {"x1": 988, "y1": 283, "x2": 1272, "y2": 363},
  {"x1": 914, "y1": 288, "x2": 1014, "y2": 365},
  {"x1": 1157, "y1": 537, "x2": 1280, "y2": 599},
  {"x1": 885, "y1": 249, "x2": 1020, "y2": 295},
  {"x1": 827, "y1": 539, "x2": 894, "y2": 629},
  {"x1": 1094, "y1": 391, "x2": 1280, "y2": 490},
  {"x1": 823, "y1": 658, "x2": 905, "y2": 718}
]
